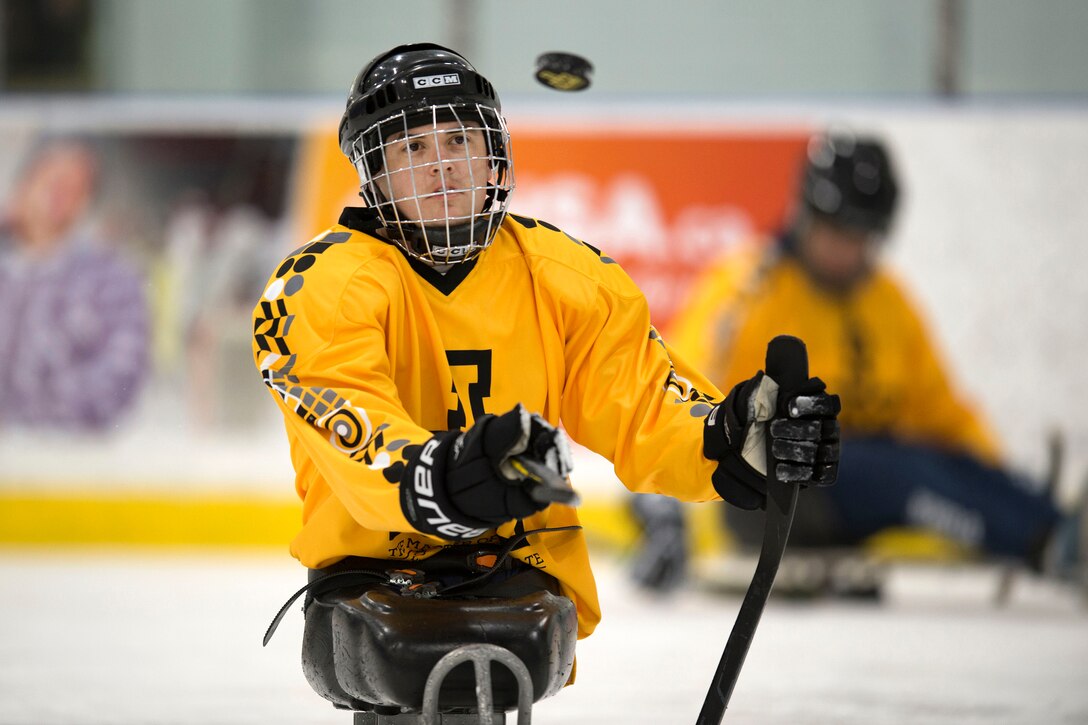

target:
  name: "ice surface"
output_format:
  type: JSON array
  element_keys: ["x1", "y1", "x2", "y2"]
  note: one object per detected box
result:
[{"x1": 0, "y1": 550, "x2": 1085, "y2": 724}]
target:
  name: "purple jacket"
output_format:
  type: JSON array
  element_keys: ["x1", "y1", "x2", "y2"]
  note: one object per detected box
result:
[{"x1": 0, "y1": 238, "x2": 150, "y2": 431}]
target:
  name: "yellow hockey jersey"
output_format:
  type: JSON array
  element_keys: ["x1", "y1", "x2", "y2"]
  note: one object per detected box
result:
[
  {"x1": 669, "y1": 241, "x2": 1000, "y2": 464},
  {"x1": 253, "y1": 208, "x2": 725, "y2": 638}
]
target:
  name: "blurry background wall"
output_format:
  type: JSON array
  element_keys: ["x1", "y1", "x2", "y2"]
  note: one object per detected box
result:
[
  {"x1": 6, "y1": 0, "x2": 1088, "y2": 96},
  {"x1": 1, "y1": 0, "x2": 1087, "y2": 548}
]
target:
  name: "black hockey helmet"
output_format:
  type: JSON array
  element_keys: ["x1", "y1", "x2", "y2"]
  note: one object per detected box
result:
[
  {"x1": 800, "y1": 133, "x2": 899, "y2": 233},
  {"x1": 339, "y1": 43, "x2": 514, "y2": 266},
  {"x1": 339, "y1": 43, "x2": 504, "y2": 159}
]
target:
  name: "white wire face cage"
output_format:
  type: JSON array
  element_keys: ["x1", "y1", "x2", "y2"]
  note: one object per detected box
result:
[{"x1": 349, "y1": 103, "x2": 515, "y2": 266}]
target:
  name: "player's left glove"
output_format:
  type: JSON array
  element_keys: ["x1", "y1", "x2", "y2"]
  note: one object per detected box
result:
[{"x1": 703, "y1": 371, "x2": 841, "y2": 510}]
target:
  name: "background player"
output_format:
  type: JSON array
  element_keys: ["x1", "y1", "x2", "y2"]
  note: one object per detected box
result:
[
  {"x1": 630, "y1": 131, "x2": 1086, "y2": 595},
  {"x1": 251, "y1": 43, "x2": 840, "y2": 707}
]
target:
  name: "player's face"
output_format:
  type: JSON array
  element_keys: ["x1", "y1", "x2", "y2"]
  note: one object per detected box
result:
[
  {"x1": 376, "y1": 121, "x2": 492, "y2": 226},
  {"x1": 799, "y1": 219, "x2": 879, "y2": 291}
]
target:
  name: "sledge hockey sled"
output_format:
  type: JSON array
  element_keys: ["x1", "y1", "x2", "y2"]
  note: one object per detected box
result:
[{"x1": 295, "y1": 546, "x2": 578, "y2": 724}]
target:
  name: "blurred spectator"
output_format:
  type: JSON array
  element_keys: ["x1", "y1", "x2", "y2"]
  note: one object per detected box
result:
[
  {"x1": 629, "y1": 131, "x2": 1085, "y2": 594},
  {"x1": 0, "y1": 138, "x2": 150, "y2": 431}
]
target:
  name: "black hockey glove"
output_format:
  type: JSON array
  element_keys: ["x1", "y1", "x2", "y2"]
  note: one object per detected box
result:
[
  {"x1": 703, "y1": 371, "x2": 841, "y2": 510},
  {"x1": 629, "y1": 494, "x2": 688, "y2": 594},
  {"x1": 399, "y1": 404, "x2": 574, "y2": 541}
]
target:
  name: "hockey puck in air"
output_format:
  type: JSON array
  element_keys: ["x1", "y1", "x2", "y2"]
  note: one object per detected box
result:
[{"x1": 534, "y1": 52, "x2": 593, "y2": 91}]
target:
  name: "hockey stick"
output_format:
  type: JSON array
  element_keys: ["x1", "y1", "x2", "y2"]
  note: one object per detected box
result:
[
  {"x1": 509, "y1": 454, "x2": 581, "y2": 506},
  {"x1": 696, "y1": 335, "x2": 809, "y2": 724}
]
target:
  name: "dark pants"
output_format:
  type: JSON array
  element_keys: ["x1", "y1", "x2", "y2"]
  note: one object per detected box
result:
[{"x1": 727, "y1": 437, "x2": 1060, "y2": 564}]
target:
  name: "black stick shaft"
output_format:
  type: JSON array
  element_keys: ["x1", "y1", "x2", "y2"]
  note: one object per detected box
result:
[{"x1": 695, "y1": 336, "x2": 808, "y2": 724}]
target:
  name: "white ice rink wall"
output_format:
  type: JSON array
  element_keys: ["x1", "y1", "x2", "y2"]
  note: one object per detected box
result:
[
  {"x1": 851, "y1": 107, "x2": 1088, "y2": 493},
  {"x1": 1, "y1": 100, "x2": 1086, "y2": 545}
]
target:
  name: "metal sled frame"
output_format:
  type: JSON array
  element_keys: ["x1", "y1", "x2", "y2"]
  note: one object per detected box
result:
[{"x1": 351, "y1": 644, "x2": 533, "y2": 725}]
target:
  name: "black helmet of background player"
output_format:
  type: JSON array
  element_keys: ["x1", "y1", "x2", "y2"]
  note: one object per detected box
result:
[
  {"x1": 339, "y1": 43, "x2": 514, "y2": 266},
  {"x1": 785, "y1": 133, "x2": 900, "y2": 292},
  {"x1": 800, "y1": 133, "x2": 899, "y2": 234}
]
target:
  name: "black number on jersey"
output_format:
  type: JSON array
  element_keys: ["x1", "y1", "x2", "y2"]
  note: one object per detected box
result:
[{"x1": 446, "y1": 349, "x2": 493, "y2": 430}]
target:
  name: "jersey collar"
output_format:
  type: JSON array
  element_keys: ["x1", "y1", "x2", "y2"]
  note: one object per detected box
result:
[{"x1": 338, "y1": 206, "x2": 479, "y2": 296}]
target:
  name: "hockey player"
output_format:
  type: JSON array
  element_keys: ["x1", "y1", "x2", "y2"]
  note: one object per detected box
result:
[
  {"x1": 630, "y1": 132, "x2": 1086, "y2": 595},
  {"x1": 252, "y1": 41, "x2": 840, "y2": 682}
]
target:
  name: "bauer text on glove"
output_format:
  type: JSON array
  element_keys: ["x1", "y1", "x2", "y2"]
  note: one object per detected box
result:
[{"x1": 399, "y1": 404, "x2": 573, "y2": 540}]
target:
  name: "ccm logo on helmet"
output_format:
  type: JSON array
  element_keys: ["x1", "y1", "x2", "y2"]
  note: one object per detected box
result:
[{"x1": 413, "y1": 73, "x2": 461, "y2": 89}]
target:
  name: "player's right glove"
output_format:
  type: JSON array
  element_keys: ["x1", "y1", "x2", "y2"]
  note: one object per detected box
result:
[
  {"x1": 399, "y1": 404, "x2": 573, "y2": 541},
  {"x1": 703, "y1": 371, "x2": 841, "y2": 510}
]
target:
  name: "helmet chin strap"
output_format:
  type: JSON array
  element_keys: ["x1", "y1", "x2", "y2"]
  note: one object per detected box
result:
[{"x1": 367, "y1": 183, "x2": 509, "y2": 267}]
